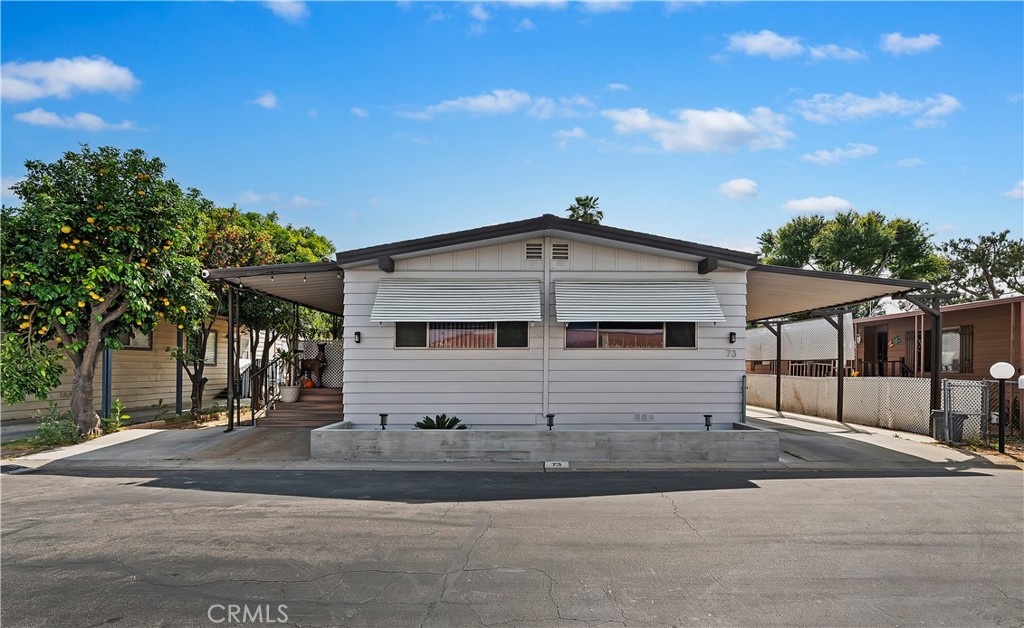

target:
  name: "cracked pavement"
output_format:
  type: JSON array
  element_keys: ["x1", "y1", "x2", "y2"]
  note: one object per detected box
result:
[{"x1": 2, "y1": 463, "x2": 1022, "y2": 627}]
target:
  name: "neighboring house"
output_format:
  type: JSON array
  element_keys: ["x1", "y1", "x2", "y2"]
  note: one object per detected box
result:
[
  {"x1": 854, "y1": 296, "x2": 1024, "y2": 380},
  {"x1": 210, "y1": 214, "x2": 930, "y2": 429},
  {"x1": 0, "y1": 319, "x2": 231, "y2": 421}
]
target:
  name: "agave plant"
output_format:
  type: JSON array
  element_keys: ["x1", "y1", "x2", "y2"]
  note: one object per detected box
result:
[{"x1": 415, "y1": 414, "x2": 468, "y2": 430}]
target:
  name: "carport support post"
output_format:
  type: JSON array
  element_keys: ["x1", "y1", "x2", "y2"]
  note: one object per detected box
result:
[
  {"x1": 764, "y1": 323, "x2": 783, "y2": 415},
  {"x1": 905, "y1": 293, "x2": 950, "y2": 438},
  {"x1": 226, "y1": 285, "x2": 235, "y2": 432},
  {"x1": 235, "y1": 289, "x2": 244, "y2": 426},
  {"x1": 823, "y1": 312, "x2": 845, "y2": 423},
  {"x1": 101, "y1": 348, "x2": 112, "y2": 421}
]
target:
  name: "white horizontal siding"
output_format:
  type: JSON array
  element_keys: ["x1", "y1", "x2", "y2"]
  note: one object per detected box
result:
[{"x1": 343, "y1": 239, "x2": 748, "y2": 426}]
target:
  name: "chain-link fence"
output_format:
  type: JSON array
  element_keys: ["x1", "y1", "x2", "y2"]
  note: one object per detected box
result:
[
  {"x1": 983, "y1": 380, "x2": 1023, "y2": 441},
  {"x1": 940, "y1": 380, "x2": 987, "y2": 442}
]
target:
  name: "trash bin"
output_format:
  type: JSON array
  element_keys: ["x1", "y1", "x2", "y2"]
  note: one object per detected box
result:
[
  {"x1": 948, "y1": 413, "x2": 967, "y2": 442},
  {"x1": 930, "y1": 410, "x2": 947, "y2": 441}
]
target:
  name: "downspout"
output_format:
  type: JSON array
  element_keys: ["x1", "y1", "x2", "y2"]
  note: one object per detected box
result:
[
  {"x1": 542, "y1": 235, "x2": 551, "y2": 420},
  {"x1": 101, "y1": 348, "x2": 113, "y2": 420},
  {"x1": 175, "y1": 329, "x2": 183, "y2": 415}
]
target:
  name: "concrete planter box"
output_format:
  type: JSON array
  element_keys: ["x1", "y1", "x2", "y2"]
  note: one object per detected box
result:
[{"x1": 311, "y1": 422, "x2": 779, "y2": 463}]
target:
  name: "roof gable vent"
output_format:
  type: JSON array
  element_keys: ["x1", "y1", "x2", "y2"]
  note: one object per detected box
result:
[
  {"x1": 552, "y1": 242, "x2": 570, "y2": 261},
  {"x1": 525, "y1": 242, "x2": 543, "y2": 260}
]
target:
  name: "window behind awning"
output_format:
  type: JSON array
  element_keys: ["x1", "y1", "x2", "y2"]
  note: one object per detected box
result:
[
  {"x1": 371, "y1": 279, "x2": 543, "y2": 322},
  {"x1": 554, "y1": 280, "x2": 726, "y2": 322}
]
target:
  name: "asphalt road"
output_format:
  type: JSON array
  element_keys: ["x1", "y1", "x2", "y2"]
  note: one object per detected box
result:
[{"x1": 3, "y1": 462, "x2": 1022, "y2": 627}]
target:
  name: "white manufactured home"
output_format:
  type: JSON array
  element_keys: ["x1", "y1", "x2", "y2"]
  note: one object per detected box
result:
[{"x1": 209, "y1": 214, "x2": 930, "y2": 437}]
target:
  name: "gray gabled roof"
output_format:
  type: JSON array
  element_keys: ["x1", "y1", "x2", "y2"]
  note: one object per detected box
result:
[{"x1": 334, "y1": 214, "x2": 759, "y2": 268}]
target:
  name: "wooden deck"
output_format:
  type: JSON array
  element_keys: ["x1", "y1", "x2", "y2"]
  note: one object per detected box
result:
[{"x1": 259, "y1": 388, "x2": 342, "y2": 428}]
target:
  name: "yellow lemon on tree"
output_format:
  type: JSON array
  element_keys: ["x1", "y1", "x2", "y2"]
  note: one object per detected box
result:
[
  {"x1": 98, "y1": 297, "x2": 105, "y2": 302},
  {"x1": 179, "y1": 305, "x2": 187, "y2": 313},
  {"x1": 87, "y1": 216, "x2": 96, "y2": 223},
  {"x1": 177, "y1": 324, "x2": 184, "y2": 330},
  {"x1": 69, "y1": 245, "x2": 76, "y2": 250},
  {"x1": 138, "y1": 191, "x2": 146, "y2": 196},
  {"x1": 19, "y1": 322, "x2": 29, "y2": 329},
  {"x1": 73, "y1": 239, "x2": 80, "y2": 244},
  {"x1": 2, "y1": 280, "x2": 11, "y2": 286},
  {"x1": 60, "y1": 243, "x2": 69, "y2": 249},
  {"x1": 78, "y1": 301, "x2": 86, "y2": 307},
  {"x1": 60, "y1": 226, "x2": 71, "y2": 234}
]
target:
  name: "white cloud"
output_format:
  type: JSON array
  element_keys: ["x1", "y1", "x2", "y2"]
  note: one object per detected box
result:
[
  {"x1": 262, "y1": 1, "x2": 309, "y2": 23},
  {"x1": 727, "y1": 30, "x2": 804, "y2": 60},
  {"x1": 529, "y1": 94, "x2": 594, "y2": 119},
  {"x1": 288, "y1": 195, "x2": 322, "y2": 209},
  {"x1": 402, "y1": 89, "x2": 530, "y2": 120},
  {"x1": 801, "y1": 143, "x2": 878, "y2": 165},
  {"x1": 808, "y1": 44, "x2": 867, "y2": 62},
  {"x1": 253, "y1": 91, "x2": 279, "y2": 109},
  {"x1": 515, "y1": 18, "x2": 537, "y2": 32},
  {"x1": 794, "y1": 91, "x2": 961, "y2": 127},
  {"x1": 2, "y1": 176, "x2": 23, "y2": 200},
  {"x1": 369, "y1": 197, "x2": 380, "y2": 208},
  {"x1": 1, "y1": 56, "x2": 139, "y2": 102},
  {"x1": 896, "y1": 157, "x2": 924, "y2": 168},
  {"x1": 350, "y1": 107, "x2": 368, "y2": 118},
  {"x1": 602, "y1": 106, "x2": 793, "y2": 152},
  {"x1": 237, "y1": 190, "x2": 321, "y2": 209},
  {"x1": 555, "y1": 126, "x2": 588, "y2": 149},
  {"x1": 468, "y1": 3, "x2": 490, "y2": 21},
  {"x1": 718, "y1": 178, "x2": 759, "y2": 200},
  {"x1": 402, "y1": 89, "x2": 591, "y2": 121},
  {"x1": 726, "y1": 31, "x2": 865, "y2": 63},
  {"x1": 1003, "y1": 180, "x2": 1024, "y2": 200},
  {"x1": 606, "y1": 83, "x2": 630, "y2": 92},
  {"x1": 14, "y1": 108, "x2": 135, "y2": 131},
  {"x1": 580, "y1": 1, "x2": 632, "y2": 13},
  {"x1": 782, "y1": 195, "x2": 853, "y2": 213},
  {"x1": 879, "y1": 32, "x2": 941, "y2": 56},
  {"x1": 503, "y1": 0, "x2": 567, "y2": 7}
]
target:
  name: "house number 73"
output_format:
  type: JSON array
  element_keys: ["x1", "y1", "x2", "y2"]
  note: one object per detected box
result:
[{"x1": 725, "y1": 349, "x2": 737, "y2": 358}]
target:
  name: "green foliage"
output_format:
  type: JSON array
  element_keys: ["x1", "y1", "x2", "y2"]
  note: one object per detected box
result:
[
  {"x1": 34, "y1": 405, "x2": 81, "y2": 448},
  {"x1": 415, "y1": 414, "x2": 468, "y2": 430},
  {"x1": 0, "y1": 333, "x2": 64, "y2": 404},
  {"x1": 758, "y1": 210, "x2": 945, "y2": 281},
  {"x1": 565, "y1": 196, "x2": 604, "y2": 224},
  {"x1": 0, "y1": 146, "x2": 213, "y2": 420},
  {"x1": 101, "y1": 398, "x2": 131, "y2": 434},
  {"x1": 938, "y1": 230, "x2": 1024, "y2": 302}
]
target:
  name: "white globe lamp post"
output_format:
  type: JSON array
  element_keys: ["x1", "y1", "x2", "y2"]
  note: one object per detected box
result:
[{"x1": 989, "y1": 362, "x2": 1015, "y2": 454}]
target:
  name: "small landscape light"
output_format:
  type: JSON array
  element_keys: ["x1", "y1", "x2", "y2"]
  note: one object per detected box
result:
[
  {"x1": 546, "y1": 413, "x2": 555, "y2": 431},
  {"x1": 379, "y1": 413, "x2": 388, "y2": 430},
  {"x1": 704, "y1": 414, "x2": 713, "y2": 431}
]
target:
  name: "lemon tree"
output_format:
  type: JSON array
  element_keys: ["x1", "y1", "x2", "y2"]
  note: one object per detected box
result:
[{"x1": 1, "y1": 145, "x2": 211, "y2": 436}]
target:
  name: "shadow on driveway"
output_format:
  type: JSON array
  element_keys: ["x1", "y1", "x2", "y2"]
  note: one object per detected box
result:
[{"x1": 29, "y1": 466, "x2": 997, "y2": 504}]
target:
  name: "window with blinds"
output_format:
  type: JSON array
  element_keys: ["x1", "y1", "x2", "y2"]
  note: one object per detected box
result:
[{"x1": 396, "y1": 322, "x2": 529, "y2": 349}]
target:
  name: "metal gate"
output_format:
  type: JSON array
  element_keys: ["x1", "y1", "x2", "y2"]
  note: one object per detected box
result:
[{"x1": 940, "y1": 380, "x2": 988, "y2": 442}]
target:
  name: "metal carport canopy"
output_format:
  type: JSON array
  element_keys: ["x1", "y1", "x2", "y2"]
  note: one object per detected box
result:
[
  {"x1": 746, "y1": 265, "x2": 931, "y2": 322},
  {"x1": 204, "y1": 262, "x2": 344, "y2": 316}
]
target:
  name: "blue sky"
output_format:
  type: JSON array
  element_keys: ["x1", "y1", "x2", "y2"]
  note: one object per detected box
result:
[{"x1": 2, "y1": 1, "x2": 1022, "y2": 255}]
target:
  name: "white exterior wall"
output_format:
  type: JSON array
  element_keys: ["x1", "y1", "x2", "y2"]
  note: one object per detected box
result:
[{"x1": 342, "y1": 237, "x2": 747, "y2": 426}]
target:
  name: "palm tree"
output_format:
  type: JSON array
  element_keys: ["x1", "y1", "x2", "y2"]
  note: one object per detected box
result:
[{"x1": 565, "y1": 196, "x2": 604, "y2": 224}]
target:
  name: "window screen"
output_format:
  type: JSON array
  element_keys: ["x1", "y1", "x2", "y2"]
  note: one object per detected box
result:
[
  {"x1": 396, "y1": 322, "x2": 427, "y2": 348},
  {"x1": 497, "y1": 321, "x2": 529, "y2": 348},
  {"x1": 666, "y1": 322, "x2": 697, "y2": 348}
]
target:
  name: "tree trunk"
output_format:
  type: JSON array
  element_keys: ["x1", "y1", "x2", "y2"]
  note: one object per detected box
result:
[
  {"x1": 191, "y1": 375, "x2": 208, "y2": 421},
  {"x1": 70, "y1": 357, "x2": 100, "y2": 437}
]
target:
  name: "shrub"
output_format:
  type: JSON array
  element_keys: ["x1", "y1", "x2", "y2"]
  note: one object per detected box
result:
[
  {"x1": 34, "y1": 405, "x2": 81, "y2": 448},
  {"x1": 101, "y1": 399, "x2": 130, "y2": 434},
  {"x1": 415, "y1": 414, "x2": 468, "y2": 430}
]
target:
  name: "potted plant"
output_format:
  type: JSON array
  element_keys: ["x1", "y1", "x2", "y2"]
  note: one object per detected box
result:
[{"x1": 277, "y1": 348, "x2": 302, "y2": 403}]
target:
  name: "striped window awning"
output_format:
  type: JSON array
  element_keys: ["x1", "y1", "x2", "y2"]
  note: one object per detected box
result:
[
  {"x1": 554, "y1": 280, "x2": 726, "y2": 322},
  {"x1": 371, "y1": 279, "x2": 542, "y2": 322}
]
